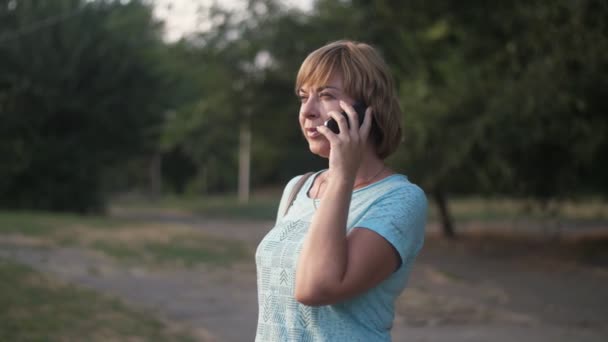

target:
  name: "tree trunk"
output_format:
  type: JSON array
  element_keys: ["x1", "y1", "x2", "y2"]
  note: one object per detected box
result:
[
  {"x1": 238, "y1": 121, "x2": 251, "y2": 203},
  {"x1": 149, "y1": 152, "x2": 162, "y2": 199},
  {"x1": 433, "y1": 189, "x2": 456, "y2": 238}
]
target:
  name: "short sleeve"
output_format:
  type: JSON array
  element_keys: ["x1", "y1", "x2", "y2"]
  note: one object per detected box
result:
[{"x1": 354, "y1": 184, "x2": 428, "y2": 265}]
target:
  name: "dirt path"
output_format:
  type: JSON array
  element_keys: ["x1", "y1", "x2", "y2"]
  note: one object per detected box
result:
[
  {"x1": 395, "y1": 236, "x2": 608, "y2": 341},
  {"x1": 1, "y1": 213, "x2": 607, "y2": 342}
]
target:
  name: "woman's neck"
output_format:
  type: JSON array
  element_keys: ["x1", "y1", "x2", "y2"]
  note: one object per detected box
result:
[
  {"x1": 353, "y1": 153, "x2": 387, "y2": 189},
  {"x1": 323, "y1": 146, "x2": 388, "y2": 189}
]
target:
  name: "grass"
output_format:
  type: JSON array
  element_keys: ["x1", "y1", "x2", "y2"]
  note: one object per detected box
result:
[
  {"x1": 92, "y1": 235, "x2": 251, "y2": 267},
  {"x1": 112, "y1": 193, "x2": 608, "y2": 223},
  {"x1": 143, "y1": 237, "x2": 250, "y2": 266},
  {"x1": 0, "y1": 210, "x2": 130, "y2": 236},
  {"x1": 111, "y1": 193, "x2": 280, "y2": 221},
  {"x1": 0, "y1": 211, "x2": 251, "y2": 268},
  {"x1": 0, "y1": 197, "x2": 605, "y2": 340},
  {"x1": 2, "y1": 195, "x2": 606, "y2": 268},
  {"x1": 427, "y1": 196, "x2": 608, "y2": 222},
  {"x1": 0, "y1": 257, "x2": 199, "y2": 342}
]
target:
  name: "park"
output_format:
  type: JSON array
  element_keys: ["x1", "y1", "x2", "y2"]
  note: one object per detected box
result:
[{"x1": 1, "y1": 0, "x2": 607, "y2": 341}]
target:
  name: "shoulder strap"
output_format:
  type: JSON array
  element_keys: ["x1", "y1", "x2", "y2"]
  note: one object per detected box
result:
[{"x1": 282, "y1": 172, "x2": 314, "y2": 217}]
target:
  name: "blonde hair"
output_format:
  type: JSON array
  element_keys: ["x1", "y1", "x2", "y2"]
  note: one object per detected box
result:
[{"x1": 295, "y1": 40, "x2": 402, "y2": 159}]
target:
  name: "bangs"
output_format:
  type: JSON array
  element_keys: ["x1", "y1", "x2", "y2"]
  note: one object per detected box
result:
[{"x1": 295, "y1": 47, "x2": 343, "y2": 94}]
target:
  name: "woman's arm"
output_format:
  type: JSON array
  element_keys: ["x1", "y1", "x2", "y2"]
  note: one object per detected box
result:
[
  {"x1": 294, "y1": 176, "x2": 400, "y2": 306},
  {"x1": 295, "y1": 102, "x2": 402, "y2": 306}
]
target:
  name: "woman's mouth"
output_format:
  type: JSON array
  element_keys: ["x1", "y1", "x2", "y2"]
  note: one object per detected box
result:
[{"x1": 306, "y1": 127, "x2": 321, "y2": 138}]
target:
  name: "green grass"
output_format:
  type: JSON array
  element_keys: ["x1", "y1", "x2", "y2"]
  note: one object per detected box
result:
[
  {"x1": 0, "y1": 258, "x2": 199, "y2": 342},
  {"x1": 92, "y1": 241, "x2": 144, "y2": 260},
  {"x1": 93, "y1": 236, "x2": 251, "y2": 267},
  {"x1": 4, "y1": 195, "x2": 607, "y2": 233},
  {"x1": 3, "y1": 195, "x2": 606, "y2": 269},
  {"x1": 0, "y1": 210, "x2": 251, "y2": 268},
  {"x1": 113, "y1": 193, "x2": 608, "y2": 223},
  {"x1": 0, "y1": 210, "x2": 130, "y2": 236},
  {"x1": 112, "y1": 194, "x2": 280, "y2": 220},
  {"x1": 143, "y1": 236, "x2": 250, "y2": 266},
  {"x1": 427, "y1": 196, "x2": 608, "y2": 222}
]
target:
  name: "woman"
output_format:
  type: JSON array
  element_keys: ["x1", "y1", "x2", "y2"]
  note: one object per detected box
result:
[{"x1": 255, "y1": 40, "x2": 427, "y2": 341}]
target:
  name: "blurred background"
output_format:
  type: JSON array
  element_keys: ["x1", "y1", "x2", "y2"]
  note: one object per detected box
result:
[{"x1": 1, "y1": 0, "x2": 607, "y2": 341}]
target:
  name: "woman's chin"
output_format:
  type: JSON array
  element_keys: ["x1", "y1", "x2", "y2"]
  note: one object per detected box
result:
[{"x1": 308, "y1": 142, "x2": 330, "y2": 158}]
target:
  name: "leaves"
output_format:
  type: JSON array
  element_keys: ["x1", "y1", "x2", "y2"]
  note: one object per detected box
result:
[
  {"x1": 0, "y1": 0, "x2": 171, "y2": 211},
  {"x1": 2, "y1": 0, "x2": 606, "y2": 212}
]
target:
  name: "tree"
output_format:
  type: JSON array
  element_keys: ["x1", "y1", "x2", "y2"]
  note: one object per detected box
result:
[
  {"x1": 159, "y1": 0, "x2": 331, "y2": 196},
  {"x1": 151, "y1": 0, "x2": 607, "y2": 239},
  {"x1": 0, "y1": 0, "x2": 172, "y2": 212},
  {"x1": 347, "y1": 0, "x2": 608, "y2": 236}
]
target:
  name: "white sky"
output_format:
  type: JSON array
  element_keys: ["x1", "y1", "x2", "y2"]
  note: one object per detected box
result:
[{"x1": 153, "y1": 0, "x2": 313, "y2": 41}]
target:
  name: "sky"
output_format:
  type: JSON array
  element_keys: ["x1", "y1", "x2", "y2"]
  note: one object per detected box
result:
[{"x1": 153, "y1": 0, "x2": 313, "y2": 41}]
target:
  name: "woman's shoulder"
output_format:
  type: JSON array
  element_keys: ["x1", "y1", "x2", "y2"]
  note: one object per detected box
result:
[
  {"x1": 363, "y1": 174, "x2": 427, "y2": 209},
  {"x1": 368, "y1": 173, "x2": 425, "y2": 195}
]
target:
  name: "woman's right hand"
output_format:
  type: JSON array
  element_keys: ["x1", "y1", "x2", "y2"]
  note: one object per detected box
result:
[{"x1": 316, "y1": 100, "x2": 373, "y2": 184}]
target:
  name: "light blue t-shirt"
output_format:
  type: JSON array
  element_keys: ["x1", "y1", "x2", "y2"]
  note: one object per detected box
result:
[{"x1": 255, "y1": 171, "x2": 427, "y2": 341}]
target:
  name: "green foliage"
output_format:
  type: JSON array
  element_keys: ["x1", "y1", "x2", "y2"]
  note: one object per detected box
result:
[
  {"x1": 165, "y1": 1, "x2": 365, "y2": 190},
  {"x1": 342, "y1": 0, "x2": 608, "y2": 200},
  {"x1": 0, "y1": 0, "x2": 172, "y2": 212},
  {"x1": 0, "y1": 258, "x2": 197, "y2": 341},
  {"x1": 482, "y1": 0, "x2": 608, "y2": 198},
  {"x1": 166, "y1": 0, "x2": 608, "y2": 200},
  {"x1": 2, "y1": 0, "x2": 606, "y2": 215},
  {"x1": 155, "y1": 0, "x2": 607, "y2": 236}
]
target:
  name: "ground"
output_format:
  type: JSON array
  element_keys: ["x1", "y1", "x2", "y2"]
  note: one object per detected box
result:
[{"x1": 0, "y1": 209, "x2": 607, "y2": 342}]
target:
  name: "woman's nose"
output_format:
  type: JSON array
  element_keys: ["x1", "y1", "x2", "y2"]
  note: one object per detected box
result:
[{"x1": 301, "y1": 98, "x2": 319, "y2": 118}]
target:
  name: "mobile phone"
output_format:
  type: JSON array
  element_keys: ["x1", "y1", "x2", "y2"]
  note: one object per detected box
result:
[{"x1": 324, "y1": 101, "x2": 367, "y2": 134}]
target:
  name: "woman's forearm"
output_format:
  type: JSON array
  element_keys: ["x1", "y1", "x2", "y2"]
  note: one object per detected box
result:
[{"x1": 295, "y1": 176, "x2": 354, "y2": 304}]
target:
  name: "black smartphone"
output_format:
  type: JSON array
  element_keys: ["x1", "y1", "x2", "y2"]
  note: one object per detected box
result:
[{"x1": 324, "y1": 101, "x2": 367, "y2": 134}]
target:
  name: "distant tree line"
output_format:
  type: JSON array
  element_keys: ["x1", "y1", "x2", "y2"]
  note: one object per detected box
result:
[{"x1": 1, "y1": 0, "x2": 606, "y2": 235}]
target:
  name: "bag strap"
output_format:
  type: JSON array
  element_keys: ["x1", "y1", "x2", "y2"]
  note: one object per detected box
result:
[{"x1": 282, "y1": 172, "x2": 314, "y2": 217}]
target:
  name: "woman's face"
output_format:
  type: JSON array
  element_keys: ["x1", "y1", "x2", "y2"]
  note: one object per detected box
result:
[{"x1": 297, "y1": 74, "x2": 355, "y2": 158}]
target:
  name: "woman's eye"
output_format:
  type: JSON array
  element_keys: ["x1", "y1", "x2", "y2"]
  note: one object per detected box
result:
[
  {"x1": 319, "y1": 92, "x2": 334, "y2": 99},
  {"x1": 298, "y1": 95, "x2": 308, "y2": 102}
]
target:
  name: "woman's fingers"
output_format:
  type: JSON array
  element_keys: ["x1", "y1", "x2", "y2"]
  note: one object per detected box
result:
[
  {"x1": 359, "y1": 107, "x2": 373, "y2": 142},
  {"x1": 318, "y1": 103, "x2": 372, "y2": 146},
  {"x1": 339, "y1": 100, "x2": 359, "y2": 135},
  {"x1": 316, "y1": 124, "x2": 338, "y2": 143},
  {"x1": 339, "y1": 101, "x2": 371, "y2": 142}
]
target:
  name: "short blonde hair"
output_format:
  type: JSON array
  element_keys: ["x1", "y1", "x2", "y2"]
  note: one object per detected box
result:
[{"x1": 295, "y1": 40, "x2": 402, "y2": 159}]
